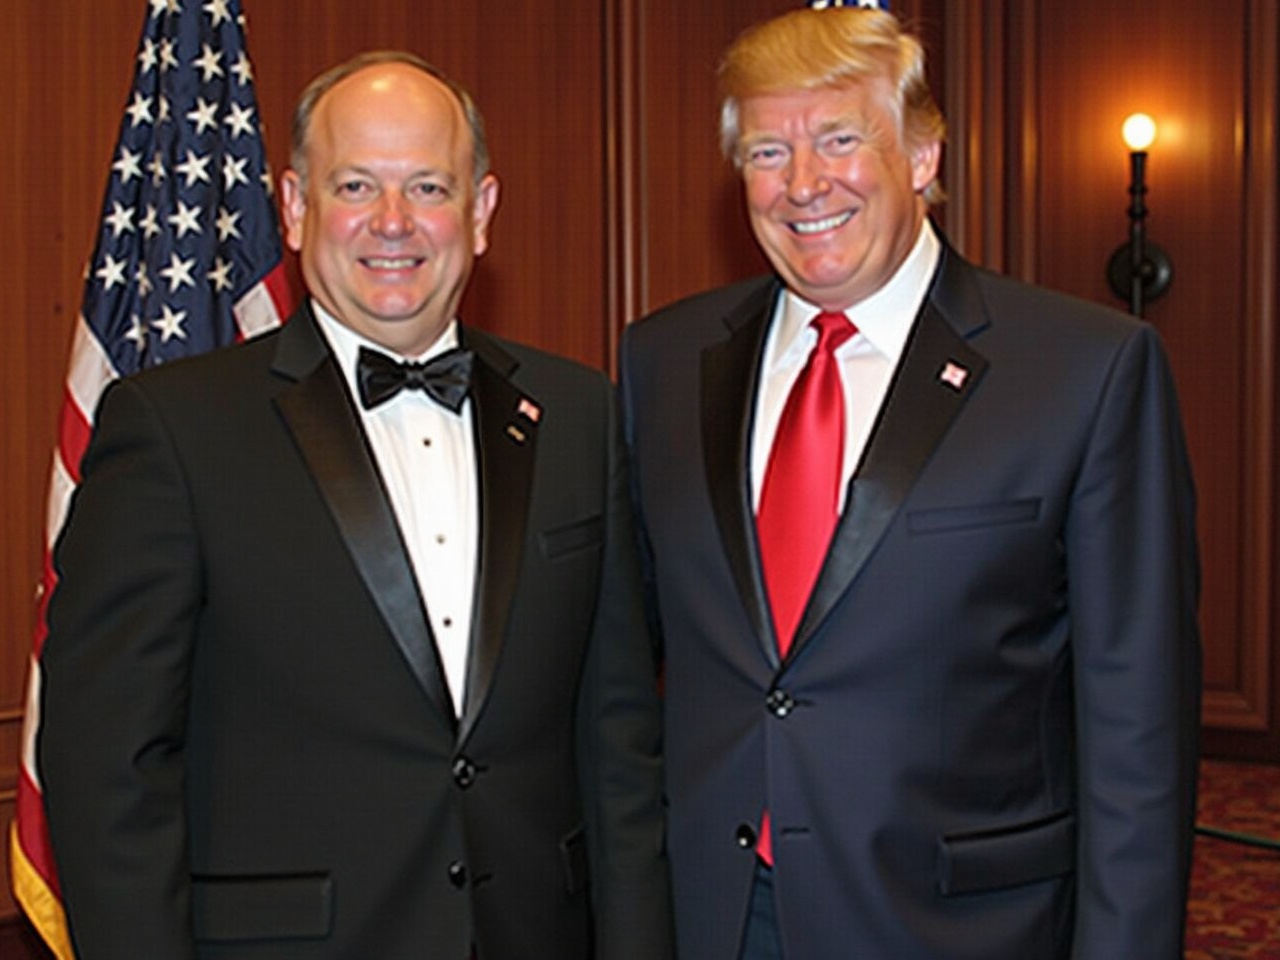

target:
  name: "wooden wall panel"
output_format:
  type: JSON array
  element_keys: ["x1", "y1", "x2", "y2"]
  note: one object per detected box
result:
[{"x1": 948, "y1": 0, "x2": 1279, "y2": 758}]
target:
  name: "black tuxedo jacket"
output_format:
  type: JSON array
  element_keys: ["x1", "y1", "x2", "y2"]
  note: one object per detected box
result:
[
  {"x1": 40, "y1": 305, "x2": 672, "y2": 960},
  {"x1": 619, "y1": 242, "x2": 1200, "y2": 960}
]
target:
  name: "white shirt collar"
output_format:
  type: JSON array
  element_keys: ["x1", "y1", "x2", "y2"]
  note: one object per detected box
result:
[{"x1": 310, "y1": 299, "x2": 462, "y2": 393}]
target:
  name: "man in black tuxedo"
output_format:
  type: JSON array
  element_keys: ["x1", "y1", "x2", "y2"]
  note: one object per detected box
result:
[
  {"x1": 40, "y1": 51, "x2": 671, "y2": 960},
  {"x1": 620, "y1": 8, "x2": 1200, "y2": 960}
]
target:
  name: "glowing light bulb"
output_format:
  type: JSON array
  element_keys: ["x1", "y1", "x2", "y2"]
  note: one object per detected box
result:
[{"x1": 1122, "y1": 113, "x2": 1157, "y2": 152}]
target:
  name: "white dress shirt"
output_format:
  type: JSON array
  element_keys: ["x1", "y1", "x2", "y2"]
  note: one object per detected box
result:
[
  {"x1": 313, "y1": 303, "x2": 478, "y2": 715},
  {"x1": 751, "y1": 220, "x2": 942, "y2": 513}
]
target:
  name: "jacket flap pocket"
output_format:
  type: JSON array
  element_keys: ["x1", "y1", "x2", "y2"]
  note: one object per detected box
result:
[
  {"x1": 908, "y1": 498, "x2": 1041, "y2": 535},
  {"x1": 192, "y1": 872, "x2": 333, "y2": 942},
  {"x1": 540, "y1": 515, "x2": 604, "y2": 560},
  {"x1": 937, "y1": 810, "x2": 1074, "y2": 896}
]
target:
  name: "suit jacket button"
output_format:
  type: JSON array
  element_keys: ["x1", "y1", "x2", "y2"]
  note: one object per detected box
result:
[
  {"x1": 766, "y1": 688, "x2": 795, "y2": 717},
  {"x1": 448, "y1": 860, "x2": 468, "y2": 888},
  {"x1": 735, "y1": 823, "x2": 757, "y2": 849},
  {"x1": 452, "y1": 756, "x2": 477, "y2": 789}
]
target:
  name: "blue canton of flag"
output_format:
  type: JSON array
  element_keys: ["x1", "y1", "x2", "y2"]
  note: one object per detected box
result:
[
  {"x1": 84, "y1": 0, "x2": 288, "y2": 377},
  {"x1": 808, "y1": 0, "x2": 891, "y2": 9}
]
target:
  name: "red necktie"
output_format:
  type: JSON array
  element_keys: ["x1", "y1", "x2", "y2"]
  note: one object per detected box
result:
[
  {"x1": 755, "y1": 310, "x2": 854, "y2": 866},
  {"x1": 758, "y1": 310, "x2": 855, "y2": 656}
]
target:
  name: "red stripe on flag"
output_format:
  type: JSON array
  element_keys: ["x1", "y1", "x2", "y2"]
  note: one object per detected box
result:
[
  {"x1": 14, "y1": 767, "x2": 62, "y2": 900},
  {"x1": 56, "y1": 392, "x2": 93, "y2": 487},
  {"x1": 264, "y1": 261, "x2": 297, "y2": 321}
]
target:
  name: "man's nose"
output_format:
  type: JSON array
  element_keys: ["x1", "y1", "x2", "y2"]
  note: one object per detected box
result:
[
  {"x1": 785, "y1": 146, "x2": 831, "y2": 205},
  {"x1": 371, "y1": 191, "x2": 414, "y2": 237}
]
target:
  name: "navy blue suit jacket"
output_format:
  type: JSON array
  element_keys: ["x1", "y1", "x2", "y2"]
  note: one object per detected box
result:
[{"x1": 619, "y1": 242, "x2": 1200, "y2": 960}]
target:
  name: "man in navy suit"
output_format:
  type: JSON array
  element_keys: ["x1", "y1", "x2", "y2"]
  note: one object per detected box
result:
[
  {"x1": 620, "y1": 8, "x2": 1200, "y2": 959},
  {"x1": 41, "y1": 52, "x2": 672, "y2": 960}
]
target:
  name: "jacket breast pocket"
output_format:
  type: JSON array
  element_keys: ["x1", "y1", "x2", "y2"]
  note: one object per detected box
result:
[
  {"x1": 192, "y1": 872, "x2": 333, "y2": 942},
  {"x1": 539, "y1": 515, "x2": 604, "y2": 561},
  {"x1": 908, "y1": 497, "x2": 1041, "y2": 536},
  {"x1": 937, "y1": 810, "x2": 1075, "y2": 896}
]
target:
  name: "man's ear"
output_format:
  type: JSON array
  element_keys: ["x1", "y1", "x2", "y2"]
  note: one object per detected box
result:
[
  {"x1": 280, "y1": 169, "x2": 306, "y2": 254},
  {"x1": 471, "y1": 173, "x2": 500, "y2": 257},
  {"x1": 910, "y1": 139, "x2": 942, "y2": 194}
]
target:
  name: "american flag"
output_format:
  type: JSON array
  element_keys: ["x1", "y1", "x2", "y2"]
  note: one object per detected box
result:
[{"x1": 9, "y1": 1, "x2": 292, "y2": 954}]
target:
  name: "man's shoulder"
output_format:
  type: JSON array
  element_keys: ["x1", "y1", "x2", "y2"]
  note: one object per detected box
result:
[
  {"x1": 636, "y1": 275, "x2": 777, "y2": 329},
  {"x1": 962, "y1": 257, "x2": 1144, "y2": 340},
  {"x1": 120, "y1": 324, "x2": 285, "y2": 396},
  {"x1": 465, "y1": 326, "x2": 611, "y2": 398}
]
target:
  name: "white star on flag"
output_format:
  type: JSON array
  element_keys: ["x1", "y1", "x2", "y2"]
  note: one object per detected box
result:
[
  {"x1": 175, "y1": 149, "x2": 212, "y2": 187},
  {"x1": 168, "y1": 199, "x2": 204, "y2": 237},
  {"x1": 113, "y1": 146, "x2": 144, "y2": 183},
  {"x1": 216, "y1": 205, "x2": 242, "y2": 240},
  {"x1": 193, "y1": 42, "x2": 223, "y2": 81},
  {"x1": 153, "y1": 302, "x2": 189, "y2": 341},
  {"x1": 224, "y1": 101, "x2": 255, "y2": 138},
  {"x1": 96, "y1": 254, "x2": 128, "y2": 289},
  {"x1": 222, "y1": 154, "x2": 249, "y2": 190},
  {"x1": 104, "y1": 202, "x2": 136, "y2": 238},
  {"x1": 159, "y1": 250, "x2": 197, "y2": 291},
  {"x1": 187, "y1": 97, "x2": 220, "y2": 134}
]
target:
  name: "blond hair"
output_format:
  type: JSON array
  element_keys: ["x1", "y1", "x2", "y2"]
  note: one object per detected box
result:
[{"x1": 718, "y1": 8, "x2": 945, "y2": 204}]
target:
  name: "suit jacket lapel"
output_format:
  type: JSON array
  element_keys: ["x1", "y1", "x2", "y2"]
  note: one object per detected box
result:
[
  {"x1": 271, "y1": 305, "x2": 456, "y2": 730},
  {"x1": 457, "y1": 328, "x2": 537, "y2": 745},
  {"x1": 790, "y1": 246, "x2": 990, "y2": 658},
  {"x1": 701, "y1": 279, "x2": 781, "y2": 665}
]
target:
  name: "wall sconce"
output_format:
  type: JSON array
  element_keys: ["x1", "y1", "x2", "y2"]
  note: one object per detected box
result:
[{"x1": 1106, "y1": 113, "x2": 1173, "y2": 317}]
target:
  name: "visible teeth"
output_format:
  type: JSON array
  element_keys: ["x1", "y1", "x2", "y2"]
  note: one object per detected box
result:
[
  {"x1": 792, "y1": 212, "x2": 852, "y2": 234},
  {"x1": 366, "y1": 257, "x2": 417, "y2": 269}
]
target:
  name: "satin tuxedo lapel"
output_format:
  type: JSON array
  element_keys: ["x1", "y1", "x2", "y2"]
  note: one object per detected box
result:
[
  {"x1": 791, "y1": 247, "x2": 991, "y2": 657},
  {"x1": 700, "y1": 280, "x2": 782, "y2": 664},
  {"x1": 271, "y1": 307, "x2": 456, "y2": 731},
  {"x1": 458, "y1": 328, "x2": 538, "y2": 746}
]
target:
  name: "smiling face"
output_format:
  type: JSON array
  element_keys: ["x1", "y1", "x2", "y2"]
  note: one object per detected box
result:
[
  {"x1": 281, "y1": 63, "x2": 499, "y2": 356},
  {"x1": 736, "y1": 77, "x2": 939, "y2": 311}
]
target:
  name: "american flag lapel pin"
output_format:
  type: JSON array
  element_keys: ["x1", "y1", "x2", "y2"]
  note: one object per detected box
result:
[
  {"x1": 939, "y1": 361, "x2": 969, "y2": 391},
  {"x1": 505, "y1": 396, "x2": 542, "y2": 444},
  {"x1": 517, "y1": 397, "x2": 542, "y2": 423}
]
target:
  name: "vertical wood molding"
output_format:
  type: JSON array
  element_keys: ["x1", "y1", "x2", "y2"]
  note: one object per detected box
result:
[
  {"x1": 1202, "y1": 0, "x2": 1276, "y2": 734},
  {"x1": 603, "y1": 0, "x2": 647, "y2": 368},
  {"x1": 1004, "y1": 3, "x2": 1039, "y2": 283}
]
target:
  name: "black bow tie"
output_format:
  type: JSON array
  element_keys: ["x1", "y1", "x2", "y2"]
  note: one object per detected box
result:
[{"x1": 356, "y1": 346, "x2": 475, "y2": 413}]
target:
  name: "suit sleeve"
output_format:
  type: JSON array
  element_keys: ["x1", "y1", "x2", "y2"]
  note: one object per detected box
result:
[
  {"x1": 575, "y1": 378, "x2": 675, "y2": 960},
  {"x1": 1065, "y1": 324, "x2": 1201, "y2": 959},
  {"x1": 39, "y1": 377, "x2": 202, "y2": 959}
]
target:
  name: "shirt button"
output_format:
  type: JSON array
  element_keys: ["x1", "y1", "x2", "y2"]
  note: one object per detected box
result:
[{"x1": 735, "y1": 823, "x2": 757, "y2": 849}]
